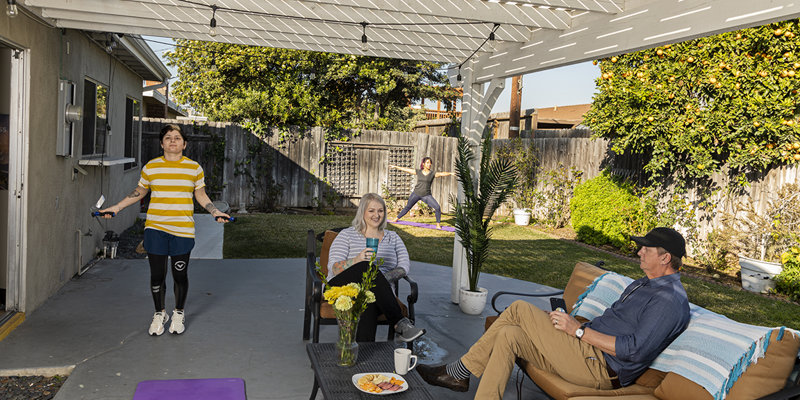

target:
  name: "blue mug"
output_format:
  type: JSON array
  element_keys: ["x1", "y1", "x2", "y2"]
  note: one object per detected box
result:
[{"x1": 366, "y1": 237, "x2": 379, "y2": 253}]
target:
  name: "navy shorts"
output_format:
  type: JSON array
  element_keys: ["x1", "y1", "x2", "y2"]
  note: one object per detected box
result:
[{"x1": 143, "y1": 228, "x2": 195, "y2": 256}]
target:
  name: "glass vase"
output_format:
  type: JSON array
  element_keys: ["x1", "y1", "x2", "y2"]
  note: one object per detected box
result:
[{"x1": 336, "y1": 317, "x2": 359, "y2": 367}]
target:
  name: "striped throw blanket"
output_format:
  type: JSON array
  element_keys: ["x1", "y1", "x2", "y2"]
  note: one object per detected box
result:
[
  {"x1": 570, "y1": 272, "x2": 633, "y2": 320},
  {"x1": 650, "y1": 306, "x2": 796, "y2": 400},
  {"x1": 570, "y1": 272, "x2": 798, "y2": 400}
]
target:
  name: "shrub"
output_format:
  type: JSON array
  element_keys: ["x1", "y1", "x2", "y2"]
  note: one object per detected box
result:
[
  {"x1": 570, "y1": 171, "x2": 647, "y2": 252},
  {"x1": 776, "y1": 247, "x2": 800, "y2": 301},
  {"x1": 532, "y1": 164, "x2": 583, "y2": 228}
]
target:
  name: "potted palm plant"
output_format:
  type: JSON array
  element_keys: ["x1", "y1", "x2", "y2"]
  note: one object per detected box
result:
[{"x1": 451, "y1": 133, "x2": 516, "y2": 315}]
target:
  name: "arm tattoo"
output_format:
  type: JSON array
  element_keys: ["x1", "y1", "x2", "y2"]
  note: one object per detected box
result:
[
  {"x1": 126, "y1": 190, "x2": 142, "y2": 199},
  {"x1": 330, "y1": 259, "x2": 355, "y2": 276},
  {"x1": 204, "y1": 202, "x2": 219, "y2": 214}
]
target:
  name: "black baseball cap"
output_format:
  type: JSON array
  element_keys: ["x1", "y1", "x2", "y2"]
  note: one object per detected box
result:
[{"x1": 631, "y1": 227, "x2": 686, "y2": 258}]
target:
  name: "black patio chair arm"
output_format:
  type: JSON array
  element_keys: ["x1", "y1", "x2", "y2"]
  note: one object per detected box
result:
[
  {"x1": 400, "y1": 275, "x2": 419, "y2": 305},
  {"x1": 307, "y1": 253, "x2": 324, "y2": 302},
  {"x1": 491, "y1": 290, "x2": 565, "y2": 314}
]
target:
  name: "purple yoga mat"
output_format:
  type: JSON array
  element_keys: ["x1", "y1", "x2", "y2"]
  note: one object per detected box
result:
[
  {"x1": 133, "y1": 378, "x2": 246, "y2": 400},
  {"x1": 390, "y1": 220, "x2": 455, "y2": 232}
]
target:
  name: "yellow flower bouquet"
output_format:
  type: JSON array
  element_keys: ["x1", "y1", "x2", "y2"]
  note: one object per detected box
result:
[{"x1": 317, "y1": 255, "x2": 381, "y2": 366}]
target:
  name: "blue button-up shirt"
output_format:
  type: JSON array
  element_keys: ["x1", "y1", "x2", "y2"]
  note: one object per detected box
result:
[{"x1": 586, "y1": 273, "x2": 690, "y2": 386}]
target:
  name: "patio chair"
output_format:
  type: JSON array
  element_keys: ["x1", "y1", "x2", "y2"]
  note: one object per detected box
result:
[
  {"x1": 485, "y1": 261, "x2": 800, "y2": 400},
  {"x1": 303, "y1": 229, "x2": 419, "y2": 347}
]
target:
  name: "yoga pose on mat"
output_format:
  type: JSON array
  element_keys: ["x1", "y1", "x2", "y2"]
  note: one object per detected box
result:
[
  {"x1": 326, "y1": 193, "x2": 425, "y2": 342},
  {"x1": 390, "y1": 157, "x2": 453, "y2": 229},
  {"x1": 99, "y1": 124, "x2": 230, "y2": 336}
]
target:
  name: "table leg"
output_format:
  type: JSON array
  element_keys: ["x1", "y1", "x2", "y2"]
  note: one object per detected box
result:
[{"x1": 309, "y1": 376, "x2": 319, "y2": 400}]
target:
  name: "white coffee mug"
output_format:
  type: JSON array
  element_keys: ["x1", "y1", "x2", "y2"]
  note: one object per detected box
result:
[{"x1": 394, "y1": 348, "x2": 418, "y2": 375}]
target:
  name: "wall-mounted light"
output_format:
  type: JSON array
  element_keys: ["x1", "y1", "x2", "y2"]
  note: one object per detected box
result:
[
  {"x1": 209, "y1": 5, "x2": 218, "y2": 37},
  {"x1": 105, "y1": 34, "x2": 117, "y2": 54},
  {"x1": 6, "y1": 0, "x2": 19, "y2": 18},
  {"x1": 360, "y1": 22, "x2": 368, "y2": 52}
]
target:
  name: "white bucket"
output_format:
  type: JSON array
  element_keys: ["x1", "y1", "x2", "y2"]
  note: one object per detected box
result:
[
  {"x1": 513, "y1": 209, "x2": 531, "y2": 226},
  {"x1": 739, "y1": 256, "x2": 782, "y2": 294}
]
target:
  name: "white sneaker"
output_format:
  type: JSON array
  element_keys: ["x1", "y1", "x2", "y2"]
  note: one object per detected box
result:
[
  {"x1": 168, "y1": 310, "x2": 185, "y2": 334},
  {"x1": 148, "y1": 311, "x2": 169, "y2": 336}
]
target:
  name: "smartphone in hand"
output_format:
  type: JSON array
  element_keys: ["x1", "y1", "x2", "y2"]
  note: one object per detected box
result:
[{"x1": 550, "y1": 297, "x2": 567, "y2": 312}]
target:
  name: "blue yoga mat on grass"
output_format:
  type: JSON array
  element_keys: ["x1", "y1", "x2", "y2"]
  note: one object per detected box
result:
[{"x1": 133, "y1": 378, "x2": 246, "y2": 400}]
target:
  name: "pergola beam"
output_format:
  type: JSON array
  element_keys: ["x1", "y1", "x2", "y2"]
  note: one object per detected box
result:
[
  {"x1": 469, "y1": 0, "x2": 800, "y2": 83},
  {"x1": 43, "y1": 9, "x2": 479, "y2": 60},
  {"x1": 53, "y1": 19, "x2": 456, "y2": 63}
]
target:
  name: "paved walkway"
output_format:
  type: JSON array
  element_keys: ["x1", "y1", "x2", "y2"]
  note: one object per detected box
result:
[{"x1": 0, "y1": 257, "x2": 558, "y2": 399}]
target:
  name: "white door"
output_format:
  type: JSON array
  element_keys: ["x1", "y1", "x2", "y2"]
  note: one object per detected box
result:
[{"x1": 4, "y1": 46, "x2": 28, "y2": 312}]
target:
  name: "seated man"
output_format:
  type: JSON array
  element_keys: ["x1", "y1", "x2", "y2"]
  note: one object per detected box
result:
[{"x1": 417, "y1": 227, "x2": 691, "y2": 399}]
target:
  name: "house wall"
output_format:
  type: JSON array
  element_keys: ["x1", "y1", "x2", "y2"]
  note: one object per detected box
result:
[{"x1": 0, "y1": 15, "x2": 142, "y2": 313}]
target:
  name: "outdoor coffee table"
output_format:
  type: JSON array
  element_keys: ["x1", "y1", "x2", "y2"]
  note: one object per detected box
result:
[{"x1": 306, "y1": 342, "x2": 435, "y2": 399}]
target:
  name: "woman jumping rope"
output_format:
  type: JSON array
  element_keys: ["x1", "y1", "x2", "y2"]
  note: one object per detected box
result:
[
  {"x1": 390, "y1": 157, "x2": 453, "y2": 229},
  {"x1": 98, "y1": 124, "x2": 230, "y2": 336}
]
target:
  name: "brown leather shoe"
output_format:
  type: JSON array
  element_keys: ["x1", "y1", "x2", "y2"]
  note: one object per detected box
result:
[{"x1": 417, "y1": 364, "x2": 469, "y2": 392}]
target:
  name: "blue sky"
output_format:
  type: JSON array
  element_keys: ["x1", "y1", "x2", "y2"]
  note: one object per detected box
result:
[{"x1": 143, "y1": 36, "x2": 599, "y2": 113}]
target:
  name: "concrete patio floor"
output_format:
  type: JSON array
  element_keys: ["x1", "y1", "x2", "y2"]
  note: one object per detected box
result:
[{"x1": 0, "y1": 257, "x2": 558, "y2": 399}]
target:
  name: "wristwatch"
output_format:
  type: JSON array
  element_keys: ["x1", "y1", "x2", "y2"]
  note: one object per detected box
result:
[{"x1": 575, "y1": 325, "x2": 585, "y2": 340}]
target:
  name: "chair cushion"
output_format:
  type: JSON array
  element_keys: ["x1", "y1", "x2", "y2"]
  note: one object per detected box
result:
[
  {"x1": 523, "y1": 362, "x2": 656, "y2": 400},
  {"x1": 563, "y1": 262, "x2": 607, "y2": 313},
  {"x1": 653, "y1": 329, "x2": 800, "y2": 400},
  {"x1": 319, "y1": 230, "x2": 339, "y2": 276}
]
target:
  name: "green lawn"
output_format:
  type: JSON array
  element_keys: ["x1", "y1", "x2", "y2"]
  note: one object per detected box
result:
[{"x1": 224, "y1": 213, "x2": 800, "y2": 329}]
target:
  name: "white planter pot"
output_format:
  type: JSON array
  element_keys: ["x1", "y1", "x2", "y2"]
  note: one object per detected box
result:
[
  {"x1": 513, "y1": 209, "x2": 532, "y2": 226},
  {"x1": 459, "y1": 287, "x2": 488, "y2": 315},
  {"x1": 739, "y1": 256, "x2": 783, "y2": 294}
]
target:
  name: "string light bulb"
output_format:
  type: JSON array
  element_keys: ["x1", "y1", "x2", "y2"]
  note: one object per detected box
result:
[
  {"x1": 209, "y1": 5, "x2": 218, "y2": 37},
  {"x1": 360, "y1": 22, "x2": 368, "y2": 52},
  {"x1": 487, "y1": 23, "x2": 499, "y2": 51},
  {"x1": 6, "y1": 0, "x2": 18, "y2": 18},
  {"x1": 457, "y1": 65, "x2": 462, "y2": 82}
]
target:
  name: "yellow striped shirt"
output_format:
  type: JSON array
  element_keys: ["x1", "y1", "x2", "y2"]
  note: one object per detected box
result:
[{"x1": 139, "y1": 156, "x2": 205, "y2": 238}]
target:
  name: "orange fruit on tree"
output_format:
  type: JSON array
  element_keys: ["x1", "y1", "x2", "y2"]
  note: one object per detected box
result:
[
  {"x1": 789, "y1": 70, "x2": 796, "y2": 77},
  {"x1": 611, "y1": 56, "x2": 618, "y2": 63},
  {"x1": 696, "y1": 164, "x2": 705, "y2": 170},
  {"x1": 754, "y1": 121, "x2": 761, "y2": 127},
  {"x1": 794, "y1": 142, "x2": 800, "y2": 149},
  {"x1": 767, "y1": 143, "x2": 775, "y2": 149},
  {"x1": 795, "y1": 154, "x2": 800, "y2": 161},
  {"x1": 647, "y1": 116, "x2": 654, "y2": 122}
]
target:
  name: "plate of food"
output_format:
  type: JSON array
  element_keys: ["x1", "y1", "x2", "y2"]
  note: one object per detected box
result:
[{"x1": 352, "y1": 372, "x2": 408, "y2": 394}]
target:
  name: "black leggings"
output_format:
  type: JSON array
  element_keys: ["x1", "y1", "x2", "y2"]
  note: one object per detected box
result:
[
  {"x1": 148, "y1": 253, "x2": 190, "y2": 312},
  {"x1": 328, "y1": 261, "x2": 403, "y2": 342},
  {"x1": 396, "y1": 193, "x2": 442, "y2": 223}
]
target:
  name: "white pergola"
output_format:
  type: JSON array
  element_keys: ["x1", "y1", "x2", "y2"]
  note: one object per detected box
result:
[{"x1": 19, "y1": 0, "x2": 800, "y2": 301}]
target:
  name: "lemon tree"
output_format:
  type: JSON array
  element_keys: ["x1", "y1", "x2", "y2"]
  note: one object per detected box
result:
[{"x1": 585, "y1": 19, "x2": 800, "y2": 186}]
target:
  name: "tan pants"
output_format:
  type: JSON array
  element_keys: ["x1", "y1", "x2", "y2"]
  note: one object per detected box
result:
[{"x1": 461, "y1": 300, "x2": 614, "y2": 400}]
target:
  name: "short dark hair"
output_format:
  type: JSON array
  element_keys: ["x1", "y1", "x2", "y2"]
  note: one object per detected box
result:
[
  {"x1": 159, "y1": 124, "x2": 186, "y2": 142},
  {"x1": 657, "y1": 247, "x2": 683, "y2": 271}
]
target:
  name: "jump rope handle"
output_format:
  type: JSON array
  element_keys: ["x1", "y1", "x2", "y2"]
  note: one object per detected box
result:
[
  {"x1": 92, "y1": 211, "x2": 116, "y2": 217},
  {"x1": 216, "y1": 216, "x2": 235, "y2": 222}
]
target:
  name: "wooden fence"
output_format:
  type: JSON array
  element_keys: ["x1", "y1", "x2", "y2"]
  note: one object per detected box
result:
[
  {"x1": 141, "y1": 119, "x2": 459, "y2": 211},
  {"x1": 142, "y1": 119, "x2": 798, "y2": 241}
]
